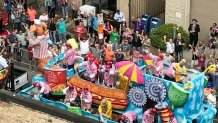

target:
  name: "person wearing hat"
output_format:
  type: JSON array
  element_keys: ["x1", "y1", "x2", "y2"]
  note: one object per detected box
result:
[
  {"x1": 98, "y1": 99, "x2": 112, "y2": 120},
  {"x1": 32, "y1": 81, "x2": 51, "y2": 99},
  {"x1": 78, "y1": 54, "x2": 97, "y2": 82},
  {"x1": 64, "y1": 42, "x2": 76, "y2": 70},
  {"x1": 99, "y1": 61, "x2": 117, "y2": 87},
  {"x1": 63, "y1": 86, "x2": 77, "y2": 106},
  {"x1": 188, "y1": 18, "x2": 200, "y2": 47},
  {"x1": 80, "y1": 86, "x2": 92, "y2": 111}
]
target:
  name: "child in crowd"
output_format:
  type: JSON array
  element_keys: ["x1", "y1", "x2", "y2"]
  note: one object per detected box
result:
[
  {"x1": 198, "y1": 52, "x2": 206, "y2": 72},
  {"x1": 190, "y1": 45, "x2": 198, "y2": 69}
]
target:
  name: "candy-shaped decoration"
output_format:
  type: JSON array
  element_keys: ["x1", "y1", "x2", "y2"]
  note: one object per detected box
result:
[
  {"x1": 128, "y1": 87, "x2": 147, "y2": 107},
  {"x1": 168, "y1": 82, "x2": 190, "y2": 110},
  {"x1": 155, "y1": 102, "x2": 171, "y2": 123},
  {"x1": 144, "y1": 78, "x2": 167, "y2": 102}
]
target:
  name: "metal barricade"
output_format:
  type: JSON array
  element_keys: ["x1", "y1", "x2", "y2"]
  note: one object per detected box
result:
[{"x1": 7, "y1": 45, "x2": 37, "y2": 71}]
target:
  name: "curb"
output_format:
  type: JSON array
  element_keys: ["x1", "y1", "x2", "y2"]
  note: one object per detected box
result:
[{"x1": 0, "y1": 89, "x2": 101, "y2": 123}]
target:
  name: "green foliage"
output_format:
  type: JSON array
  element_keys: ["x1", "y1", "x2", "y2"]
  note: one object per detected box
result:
[{"x1": 150, "y1": 23, "x2": 189, "y2": 50}]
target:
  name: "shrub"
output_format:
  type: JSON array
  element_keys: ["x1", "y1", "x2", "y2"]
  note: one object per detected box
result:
[{"x1": 150, "y1": 23, "x2": 189, "y2": 50}]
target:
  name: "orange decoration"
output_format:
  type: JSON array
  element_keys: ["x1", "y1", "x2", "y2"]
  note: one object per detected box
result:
[{"x1": 68, "y1": 76, "x2": 128, "y2": 110}]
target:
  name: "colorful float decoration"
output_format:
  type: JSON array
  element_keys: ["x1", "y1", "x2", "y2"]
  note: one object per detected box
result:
[
  {"x1": 29, "y1": 19, "x2": 50, "y2": 72},
  {"x1": 128, "y1": 87, "x2": 147, "y2": 107},
  {"x1": 115, "y1": 61, "x2": 144, "y2": 84},
  {"x1": 155, "y1": 102, "x2": 173, "y2": 123},
  {"x1": 168, "y1": 82, "x2": 190, "y2": 110},
  {"x1": 68, "y1": 76, "x2": 128, "y2": 110},
  {"x1": 144, "y1": 78, "x2": 167, "y2": 103},
  {"x1": 44, "y1": 65, "x2": 67, "y2": 95}
]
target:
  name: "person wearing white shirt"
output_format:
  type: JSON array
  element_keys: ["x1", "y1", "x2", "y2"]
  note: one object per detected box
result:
[
  {"x1": 164, "y1": 35, "x2": 175, "y2": 56},
  {"x1": 0, "y1": 55, "x2": 8, "y2": 70},
  {"x1": 39, "y1": 12, "x2": 48, "y2": 23},
  {"x1": 113, "y1": 10, "x2": 125, "y2": 31},
  {"x1": 78, "y1": 37, "x2": 90, "y2": 57},
  {"x1": 0, "y1": 52, "x2": 9, "y2": 89}
]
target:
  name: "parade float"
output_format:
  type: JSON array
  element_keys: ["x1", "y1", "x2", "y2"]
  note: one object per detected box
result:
[{"x1": 18, "y1": 51, "x2": 217, "y2": 123}]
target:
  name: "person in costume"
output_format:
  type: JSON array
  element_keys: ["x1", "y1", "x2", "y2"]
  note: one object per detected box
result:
[
  {"x1": 150, "y1": 53, "x2": 164, "y2": 77},
  {"x1": 63, "y1": 86, "x2": 77, "y2": 106},
  {"x1": 142, "y1": 108, "x2": 156, "y2": 123},
  {"x1": 33, "y1": 82, "x2": 51, "y2": 99},
  {"x1": 173, "y1": 59, "x2": 187, "y2": 83},
  {"x1": 119, "y1": 111, "x2": 138, "y2": 123},
  {"x1": 164, "y1": 62, "x2": 176, "y2": 82},
  {"x1": 80, "y1": 86, "x2": 92, "y2": 111},
  {"x1": 27, "y1": 19, "x2": 50, "y2": 72},
  {"x1": 78, "y1": 54, "x2": 98, "y2": 82},
  {"x1": 99, "y1": 61, "x2": 117, "y2": 87},
  {"x1": 98, "y1": 99, "x2": 112, "y2": 120},
  {"x1": 64, "y1": 42, "x2": 76, "y2": 70}
]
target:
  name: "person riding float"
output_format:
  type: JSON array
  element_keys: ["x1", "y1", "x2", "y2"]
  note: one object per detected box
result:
[
  {"x1": 80, "y1": 86, "x2": 92, "y2": 112},
  {"x1": 98, "y1": 99, "x2": 112, "y2": 120},
  {"x1": 63, "y1": 86, "x2": 77, "y2": 106},
  {"x1": 173, "y1": 59, "x2": 188, "y2": 83}
]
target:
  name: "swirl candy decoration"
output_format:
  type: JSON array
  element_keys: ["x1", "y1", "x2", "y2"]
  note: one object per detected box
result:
[
  {"x1": 155, "y1": 102, "x2": 173, "y2": 123},
  {"x1": 128, "y1": 87, "x2": 147, "y2": 107},
  {"x1": 145, "y1": 78, "x2": 167, "y2": 102}
]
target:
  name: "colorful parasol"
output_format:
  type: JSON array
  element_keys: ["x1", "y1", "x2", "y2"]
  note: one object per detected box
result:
[
  {"x1": 143, "y1": 55, "x2": 153, "y2": 65},
  {"x1": 115, "y1": 61, "x2": 144, "y2": 84},
  {"x1": 67, "y1": 38, "x2": 78, "y2": 49}
]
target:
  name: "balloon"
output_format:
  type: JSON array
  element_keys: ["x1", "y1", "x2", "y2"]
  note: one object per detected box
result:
[{"x1": 168, "y1": 83, "x2": 190, "y2": 110}]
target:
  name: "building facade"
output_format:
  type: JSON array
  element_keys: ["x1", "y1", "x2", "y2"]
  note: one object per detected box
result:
[{"x1": 163, "y1": 0, "x2": 218, "y2": 41}]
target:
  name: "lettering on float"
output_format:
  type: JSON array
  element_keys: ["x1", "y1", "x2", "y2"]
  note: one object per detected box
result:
[
  {"x1": 71, "y1": 78, "x2": 118, "y2": 98},
  {"x1": 45, "y1": 70, "x2": 66, "y2": 84}
]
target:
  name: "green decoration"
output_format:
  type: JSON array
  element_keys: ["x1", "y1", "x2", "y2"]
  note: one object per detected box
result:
[
  {"x1": 168, "y1": 82, "x2": 190, "y2": 110},
  {"x1": 68, "y1": 106, "x2": 82, "y2": 115}
]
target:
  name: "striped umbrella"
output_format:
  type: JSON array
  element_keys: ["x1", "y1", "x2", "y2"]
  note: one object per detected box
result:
[
  {"x1": 143, "y1": 55, "x2": 153, "y2": 65},
  {"x1": 115, "y1": 61, "x2": 144, "y2": 84}
]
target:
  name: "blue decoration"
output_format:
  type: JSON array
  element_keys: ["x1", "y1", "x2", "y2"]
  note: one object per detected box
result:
[{"x1": 128, "y1": 87, "x2": 147, "y2": 107}]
